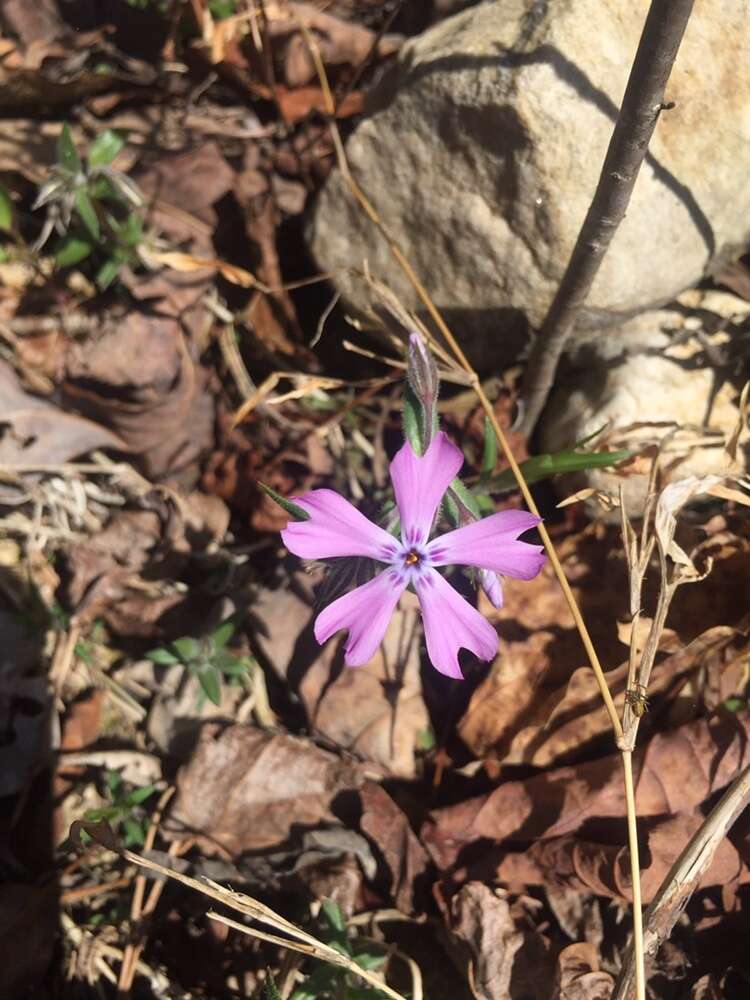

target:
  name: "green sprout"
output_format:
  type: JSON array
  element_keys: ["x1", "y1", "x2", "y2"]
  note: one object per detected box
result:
[
  {"x1": 290, "y1": 901, "x2": 390, "y2": 1000},
  {"x1": 84, "y1": 770, "x2": 156, "y2": 848},
  {"x1": 32, "y1": 124, "x2": 144, "y2": 289},
  {"x1": 146, "y1": 619, "x2": 252, "y2": 707}
]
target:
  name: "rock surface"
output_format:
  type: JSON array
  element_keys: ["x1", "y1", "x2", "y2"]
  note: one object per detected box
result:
[
  {"x1": 538, "y1": 298, "x2": 749, "y2": 512},
  {"x1": 310, "y1": 0, "x2": 750, "y2": 367}
]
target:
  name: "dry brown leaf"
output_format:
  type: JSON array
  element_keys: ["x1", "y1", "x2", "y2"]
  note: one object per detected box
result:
[
  {"x1": 359, "y1": 781, "x2": 430, "y2": 913},
  {"x1": 554, "y1": 943, "x2": 613, "y2": 1000},
  {"x1": 449, "y1": 883, "x2": 552, "y2": 1000},
  {"x1": 62, "y1": 313, "x2": 214, "y2": 487},
  {"x1": 140, "y1": 248, "x2": 264, "y2": 290},
  {"x1": 300, "y1": 601, "x2": 430, "y2": 778},
  {"x1": 0, "y1": 359, "x2": 125, "y2": 466},
  {"x1": 167, "y1": 723, "x2": 369, "y2": 856},
  {"x1": 495, "y1": 810, "x2": 742, "y2": 905},
  {"x1": 425, "y1": 710, "x2": 750, "y2": 869}
]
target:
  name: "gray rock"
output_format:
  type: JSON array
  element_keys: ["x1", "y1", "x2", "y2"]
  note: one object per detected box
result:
[{"x1": 309, "y1": 0, "x2": 750, "y2": 367}]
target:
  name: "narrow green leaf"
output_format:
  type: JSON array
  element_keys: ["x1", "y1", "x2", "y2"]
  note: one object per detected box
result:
[
  {"x1": 123, "y1": 816, "x2": 145, "y2": 847},
  {"x1": 57, "y1": 124, "x2": 81, "y2": 174},
  {"x1": 55, "y1": 233, "x2": 93, "y2": 267},
  {"x1": 0, "y1": 184, "x2": 13, "y2": 232},
  {"x1": 210, "y1": 620, "x2": 235, "y2": 650},
  {"x1": 95, "y1": 257, "x2": 121, "y2": 290},
  {"x1": 172, "y1": 636, "x2": 201, "y2": 662},
  {"x1": 258, "y1": 482, "x2": 310, "y2": 522},
  {"x1": 88, "y1": 129, "x2": 125, "y2": 168},
  {"x1": 321, "y1": 899, "x2": 347, "y2": 934},
  {"x1": 448, "y1": 477, "x2": 481, "y2": 520},
  {"x1": 74, "y1": 188, "x2": 100, "y2": 241},
  {"x1": 213, "y1": 652, "x2": 249, "y2": 677},
  {"x1": 480, "y1": 416, "x2": 497, "y2": 474},
  {"x1": 482, "y1": 448, "x2": 633, "y2": 494},
  {"x1": 125, "y1": 784, "x2": 156, "y2": 806},
  {"x1": 198, "y1": 666, "x2": 222, "y2": 706},
  {"x1": 145, "y1": 647, "x2": 180, "y2": 665}
]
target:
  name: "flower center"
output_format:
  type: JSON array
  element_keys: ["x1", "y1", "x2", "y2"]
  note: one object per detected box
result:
[{"x1": 405, "y1": 549, "x2": 420, "y2": 566}]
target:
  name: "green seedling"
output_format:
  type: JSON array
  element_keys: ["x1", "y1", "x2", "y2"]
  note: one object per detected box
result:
[
  {"x1": 83, "y1": 770, "x2": 156, "y2": 848},
  {"x1": 33, "y1": 124, "x2": 144, "y2": 289},
  {"x1": 290, "y1": 901, "x2": 390, "y2": 1000},
  {"x1": 146, "y1": 619, "x2": 252, "y2": 707}
]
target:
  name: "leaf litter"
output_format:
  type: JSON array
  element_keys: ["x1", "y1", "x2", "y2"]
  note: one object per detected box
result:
[{"x1": 0, "y1": 2, "x2": 749, "y2": 997}]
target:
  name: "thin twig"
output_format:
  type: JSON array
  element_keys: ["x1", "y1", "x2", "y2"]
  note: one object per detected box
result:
[
  {"x1": 613, "y1": 760, "x2": 750, "y2": 999},
  {"x1": 520, "y1": 0, "x2": 696, "y2": 435},
  {"x1": 621, "y1": 751, "x2": 645, "y2": 1000}
]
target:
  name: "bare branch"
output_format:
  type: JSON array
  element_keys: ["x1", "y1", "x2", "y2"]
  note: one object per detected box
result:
[{"x1": 520, "y1": 0, "x2": 695, "y2": 435}]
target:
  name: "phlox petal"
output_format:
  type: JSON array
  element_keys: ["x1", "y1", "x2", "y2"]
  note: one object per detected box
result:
[
  {"x1": 314, "y1": 568, "x2": 407, "y2": 667},
  {"x1": 427, "y1": 509, "x2": 545, "y2": 579},
  {"x1": 414, "y1": 569, "x2": 498, "y2": 679},
  {"x1": 390, "y1": 432, "x2": 463, "y2": 546},
  {"x1": 281, "y1": 489, "x2": 398, "y2": 562}
]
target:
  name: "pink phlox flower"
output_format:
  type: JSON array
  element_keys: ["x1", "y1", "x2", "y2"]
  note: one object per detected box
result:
[{"x1": 281, "y1": 432, "x2": 546, "y2": 679}]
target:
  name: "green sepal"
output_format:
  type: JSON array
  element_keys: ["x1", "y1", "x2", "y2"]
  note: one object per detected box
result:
[
  {"x1": 481, "y1": 416, "x2": 497, "y2": 474},
  {"x1": 402, "y1": 382, "x2": 424, "y2": 455},
  {"x1": 259, "y1": 482, "x2": 310, "y2": 521}
]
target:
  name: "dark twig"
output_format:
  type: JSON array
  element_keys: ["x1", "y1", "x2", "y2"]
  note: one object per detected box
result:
[{"x1": 520, "y1": 0, "x2": 695, "y2": 436}]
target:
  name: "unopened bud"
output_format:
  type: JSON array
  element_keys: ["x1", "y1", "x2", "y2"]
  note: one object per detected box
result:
[
  {"x1": 407, "y1": 332, "x2": 439, "y2": 407},
  {"x1": 479, "y1": 568, "x2": 504, "y2": 609}
]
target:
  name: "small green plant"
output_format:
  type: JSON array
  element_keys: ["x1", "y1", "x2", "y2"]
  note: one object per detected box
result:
[
  {"x1": 33, "y1": 124, "x2": 144, "y2": 289},
  {"x1": 290, "y1": 901, "x2": 390, "y2": 1000},
  {"x1": 146, "y1": 619, "x2": 252, "y2": 707},
  {"x1": 84, "y1": 770, "x2": 156, "y2": 847}
]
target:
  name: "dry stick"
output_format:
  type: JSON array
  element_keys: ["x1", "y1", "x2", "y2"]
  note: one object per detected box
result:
[
  {"x1": 520, "y1": 0, "x2": 696, "y2": 436},
  {"x1": 613, "y1": 760, "x2": 750, "y2": 999}
]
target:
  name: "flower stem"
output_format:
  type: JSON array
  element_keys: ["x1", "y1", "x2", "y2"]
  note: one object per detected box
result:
[{"x1": 622, "y1": 750, "x2": 646, "y2": 1000}]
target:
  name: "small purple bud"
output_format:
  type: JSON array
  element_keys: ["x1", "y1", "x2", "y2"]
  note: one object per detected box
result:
[
  {"x1": 407, "y1": 331, "x2": 438, "y2": 406},
  {"x1": 479, "y1": 568, "x2": 504, "y2": 609}
]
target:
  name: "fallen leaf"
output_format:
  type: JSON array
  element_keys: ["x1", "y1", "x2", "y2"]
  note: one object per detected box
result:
[
  {"x1": 0, "y1": 359, "x2": 125, "y2": 466},
  {"x1": 449, "y1": 883, "x2": 552, "y2": 1000},
  {"x1": 62, "y1": 313, "x2": 214, "y2": 486},
  {"x1": 424, "y1": 711, "x2": 750, "y2": 869},
  {"x1": 554, "y1": 943, "x2": 613, "y2": 1000},
  {"x1": 359, "y1": 781, "x2": 430, "y2": 912},
  {"x1": 166, "y1": 723, "x2": 369, "y2": 856}
]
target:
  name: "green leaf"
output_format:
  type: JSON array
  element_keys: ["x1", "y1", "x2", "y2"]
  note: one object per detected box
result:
[
  {"x1": 264, "y1": 972, "x2": 283, "y2": 1000},
  {"x1": 213, "y1": 652, "x2": 249, "y2": 677},
  {"x1": 481, "y1": 416, "x2": 497, "y2": 474},
  {"x1": 321, "y1": 899, "x2": 347, "y2": 934},
  {"x1": 481, "y1": 448, "x2": 633, "y2": 494},
  {"x1": 258, "y1": 482, "x2": 310, "y2": 522},
  {"x1": 172, "y1": 636, "x2": 201, "y2": 662},
  {"x1": 0, "y1": 183, "x2": 13, "y2": 232},
  {"x1": 124, "y1": 784, "x2": 156, "y2": 807},
  {"x1": 448, "y1": 477, "x2": 481, "y2": 520},
  {"x1": 74, "y1": 188, "x2": 100, "y2": 241},
  {"x1": 145, "y1": 646, "x2": 180, "y2": 665},
  {"x1": 88, "y1": 129, "x2": 125, "y2": 168},
  {"x1": 209, "y1": 0, "x2": 236, "y2": 17},
  {"x1": 55, "y1": 233, "x2": 93, "y2": 267},
  {"x1": 58, "y1": 124, "x2": 81, "y2": 174},
  {"x1": 416, "y1": 726, "x2": 436, "y2": 751},
  {"x1": 123, "y1": 816, "x2": 146, "y2": 847},
  {"x1": 95, "y1": 257, "x2": 121, "y2": 290},
  {"x1": 197, "y1": 666, "x2": 222, "y2": 706},
  {"x1": 210, "y1": 620, "x2": 235, "y2": 650},
  {"x1": 105, "y1": 769, "x2": 122, "y2": 794}
]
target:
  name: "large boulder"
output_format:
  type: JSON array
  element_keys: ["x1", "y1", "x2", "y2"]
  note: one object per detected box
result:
[{"x1": 309, "y1": 0, "x2": 750, "y2": 366}]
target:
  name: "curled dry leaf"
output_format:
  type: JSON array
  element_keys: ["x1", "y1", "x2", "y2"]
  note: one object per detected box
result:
[
  {"x1": 166, "y1": 723, "x2": 369, "y2": 856},
  {"x1": 654, "y1": 474, "x2": 724, "y2": 571},
  {"x1": 449, "y1": 882, "x2": 552, "y2": 1000},
  {"x1": 62, "y1": 313, "x2": 214, "y2": 487},
  {"x1": 424, "y1": 711, "x2": 750, "y2": 869},
  {"x1": 495, "y1": 810, "x2": 742, "y2": 906},
  {"x1": 554, "y1": 943, "x2": 613, "y2": 1000},
  {"x1": 359, "y1": 781, "x2": 430, "y2": 912},
  {"x1": 0, "y1": 359, "x2": 125, "y2": 466}
]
